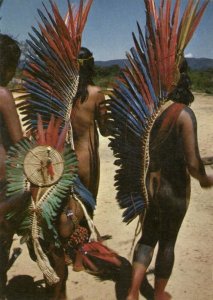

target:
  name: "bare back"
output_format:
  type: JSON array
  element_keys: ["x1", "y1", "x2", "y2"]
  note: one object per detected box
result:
[
  {"x1": 71, "y1": 85, "x2": 106, "y2": 199},
  {"x1": 149, "y1": 103, "x2": 208, "y2": 204}
]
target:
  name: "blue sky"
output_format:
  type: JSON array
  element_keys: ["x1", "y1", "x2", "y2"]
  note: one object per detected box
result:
[{"x1": 0, "y1": 0, "x2": 213, "y2": 60}]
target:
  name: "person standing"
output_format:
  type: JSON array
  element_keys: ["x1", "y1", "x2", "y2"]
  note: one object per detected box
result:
[
  {"x1": 0, "y1": 34, "x2": 30, "y2": 299},
  {"x1": 127, "y1": 60, "x2": 213, "y2": 300},
  {"x1": 71, "y1": 47, "x2": 108, "y2": 201}
]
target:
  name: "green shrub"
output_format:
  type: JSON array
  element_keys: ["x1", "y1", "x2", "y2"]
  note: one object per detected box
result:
[
  {"x1": 11, "y1": 64, "x2": 213, "y2": 95},
  {"x1": 189, "y1": 69, "x2": 213, "y2": 94},
  {"x1": 94, "y1": 65, "x2": 121, "y2": 88}
]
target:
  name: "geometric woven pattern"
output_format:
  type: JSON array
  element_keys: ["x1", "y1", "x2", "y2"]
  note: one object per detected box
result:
[
  {"x1": 24, "y1": 145, "x2": 64, "y2": 187},
  {"x1": 6, "y1": 137, "x2": 78, "y2": 247}
]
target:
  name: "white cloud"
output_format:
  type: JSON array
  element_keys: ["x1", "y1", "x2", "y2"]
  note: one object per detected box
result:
[{"x1": 185, "y1": 53, "x2": 194, "y2": 58}]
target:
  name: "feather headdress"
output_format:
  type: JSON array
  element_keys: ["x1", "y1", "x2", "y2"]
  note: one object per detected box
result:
[
  {"x1": 108, "y1": 0, "x2": 209, "y2": 223},
  {"x1": 18, "y1": 0, "x2": 93, "y2": 134}
]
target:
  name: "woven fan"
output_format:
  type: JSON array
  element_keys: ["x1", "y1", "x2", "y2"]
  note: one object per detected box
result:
[
  {"x1": 6, "y1": 116, "x2": 78, "y2": 243},
  {"x1": 108, "y1": 0, "x2": 209, "y2": 223},
  {"x1": 6, "y1": 115, "x2": 78, "y2": 283}
]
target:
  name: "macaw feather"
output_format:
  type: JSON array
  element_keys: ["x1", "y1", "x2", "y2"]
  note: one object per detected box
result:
[
  {"x1": 18, "y1": 0, "x2": 93, "y2": 134},
  {"x1": 73, "y1": 177, "x2": 96, "y2": 211},
  {"x1": 107, "y1": 0, "x2": 208, "y2": 223}
]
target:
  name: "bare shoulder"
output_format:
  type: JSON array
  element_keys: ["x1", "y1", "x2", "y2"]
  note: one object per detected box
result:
[
  {"x1": 87, "y1": 85, "x2": 104, "y2": 102},
  {"x1": 0, "y1": 87, "x2": 14, "y2": 109},
  {"x1": 178, "y1": 106, "x2": 197, "y2": 126},
  {"x1": 0, "y1": 87, "x2": 13, "y2": 99},
  {"x1": 87, "y1": 85, "x2": 102, "y2": 94}
]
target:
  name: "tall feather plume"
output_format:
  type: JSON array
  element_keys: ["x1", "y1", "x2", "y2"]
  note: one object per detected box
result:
[
  {"x1": 144, "y1": 0, "x2": 209, "y2": 95},
  {"x1": 18, "y1": 0, "x2": 93, "y2": 133},
  {"x1": 176, "y1": 0, "x2": 209, "y2": 65},
  {"x1": 108, "y1": 0, "x2": 209, "y2": 223}
]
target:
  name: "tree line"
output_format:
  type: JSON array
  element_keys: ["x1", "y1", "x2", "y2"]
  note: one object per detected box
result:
[
  {"x1": 11, "y1": 41, "x2": 213, "y2": 94},
  {"x1": 94, "y1": 65, "x2": 213, "y2": 94}
]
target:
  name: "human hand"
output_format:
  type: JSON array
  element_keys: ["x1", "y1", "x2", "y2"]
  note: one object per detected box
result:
[{"x1": 200, "y1": 174, "x2": 213, "y2": 188}]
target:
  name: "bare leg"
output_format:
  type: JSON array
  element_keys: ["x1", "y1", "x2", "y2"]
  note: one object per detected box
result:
[
  {"x1": 47, "y1": 247, "x2": 68, "y2": 300},
  {"x1": 0, "y1": 222, "x2": 13, "y2": 299},
  {"x1": 153, "y1": 244, "x2": 174, "y2": 300},
  {"x1": 0, "y1": 190, "x2": 30, "y2": 299},
  {"x1": 154, "y1": 278, "x2": 171, "y2": 300},
  {"x1": 127, "y1": 263, "x2": 146, "y2": 300},
  {"x1": 127, "y1": 244, "x2": 154, "y2": 300},
  {"x1": 73, "y1": 251, "x2": 85, "y2": 272},
  {"x1": 153, "y1": 209, "x2": 185, "y2": 300},
  {"x1": 139, "y1": 273, "x2": 154, "y2": 299}
]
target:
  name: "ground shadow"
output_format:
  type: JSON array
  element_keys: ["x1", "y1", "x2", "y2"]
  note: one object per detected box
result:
[{"x1": 6, "y1": 275, "x2": 47, "y2": 300}]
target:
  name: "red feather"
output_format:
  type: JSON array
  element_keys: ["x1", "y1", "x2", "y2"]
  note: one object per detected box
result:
[
  {"x1": 45, "y1": 114, "x2": 55, "y2": 146},
  {"x1": 144, "y1": 0, "x2": 208, "y2": 96},
  {"x1": 51, "y1": 118, "x2": 62, "y2": 148},
  {"x1": 37, "y1": 114, "x2": 46, "y2": 145},
  {"x1": 81, "y1": 253, "x2": 98, "y2": 272},
  {"x1": 186, "y1": 1, "x2": 209, "y2": 46},
  {"x1": 56, "y1": 122, "x2": 69, "y2": 152}
]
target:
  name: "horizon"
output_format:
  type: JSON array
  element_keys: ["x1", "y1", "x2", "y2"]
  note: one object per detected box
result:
[{"x1": 94, "y1": 57, "x2": 213, "y2": 62}]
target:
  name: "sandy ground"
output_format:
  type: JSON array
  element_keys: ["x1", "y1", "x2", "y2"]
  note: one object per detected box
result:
[{"x1": 6, "y1": 93, "x2": 213, "y2": 300}]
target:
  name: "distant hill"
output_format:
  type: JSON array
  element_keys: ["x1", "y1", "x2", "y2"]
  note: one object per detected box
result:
[
  {"x1": 19, "y1": 57, "x2": 213, "y2": 71},
  {"x1": 186, "y1": 58, "x2": 213, "y2": 70},
  {"x1": 95, "y1": 59, "x2": 127, "y2": 68},
  {"x1": 95, "y1": 57, "x2": 213, "y2": 70}
]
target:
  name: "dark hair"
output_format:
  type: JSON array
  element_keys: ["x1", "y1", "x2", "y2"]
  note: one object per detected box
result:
[
  {"x1": 0, "y1": 34, "x2": 21, "y2": 86},
  {"x1": 74, "y1": 47, "x2": 95, "y2": 103},
  {"x1": 168, "y1": 58, "x2": 194, "y2": 105}
]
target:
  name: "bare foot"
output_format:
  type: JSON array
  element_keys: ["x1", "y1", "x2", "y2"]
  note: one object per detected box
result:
[
  {"x1": 155, "y1": 291, "x2": 172, "y2": 300},
  {"x1": 73, "y1": 252, "x2": 85, "y2": 272},
  {"x1": 126, "y1": 292, "x2": 139, "y2": 300}
]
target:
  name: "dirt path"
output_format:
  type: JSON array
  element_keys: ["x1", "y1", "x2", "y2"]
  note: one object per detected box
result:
[{"x1": 7, "y1": 94, "x2": 213, "y2": 300}]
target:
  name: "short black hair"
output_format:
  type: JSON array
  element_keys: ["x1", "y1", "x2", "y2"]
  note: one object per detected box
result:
[
  {"x1": 74, "y1": 47, "x2": 95, "y2": 103},
  {"x1": 168, "y1": 58, "x2": 194, "y2": 105}
]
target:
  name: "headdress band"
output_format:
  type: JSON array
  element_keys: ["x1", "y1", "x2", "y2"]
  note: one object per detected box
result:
[{"x1": 78, "y1": 55, "x2": 93, "y2": 66}]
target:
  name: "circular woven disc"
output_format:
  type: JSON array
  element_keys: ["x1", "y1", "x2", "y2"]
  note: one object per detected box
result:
[{"x1": 23, "y1": 145, "x2": 64, "y2": 187}]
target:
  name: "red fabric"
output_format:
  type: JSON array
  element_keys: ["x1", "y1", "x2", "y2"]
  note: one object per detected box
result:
[{"x1": 81, "y1": 241, "x2": 121, "y2": 267}]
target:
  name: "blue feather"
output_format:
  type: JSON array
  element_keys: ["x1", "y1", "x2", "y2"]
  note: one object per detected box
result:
[
  {"x1": 73, "y1": 177, "x2": 96, "y2": 211},
  {"x1": 130, "y1": 47, "x2": 158, "y2": 106}
]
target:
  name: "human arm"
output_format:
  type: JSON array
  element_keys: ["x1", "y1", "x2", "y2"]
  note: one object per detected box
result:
[
  {"x1": 0, "y1": 88, "x2": 23, "y2": 144},
  {"x1": 178, "y1": 107, "x2": 213, "y2": 188}
]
